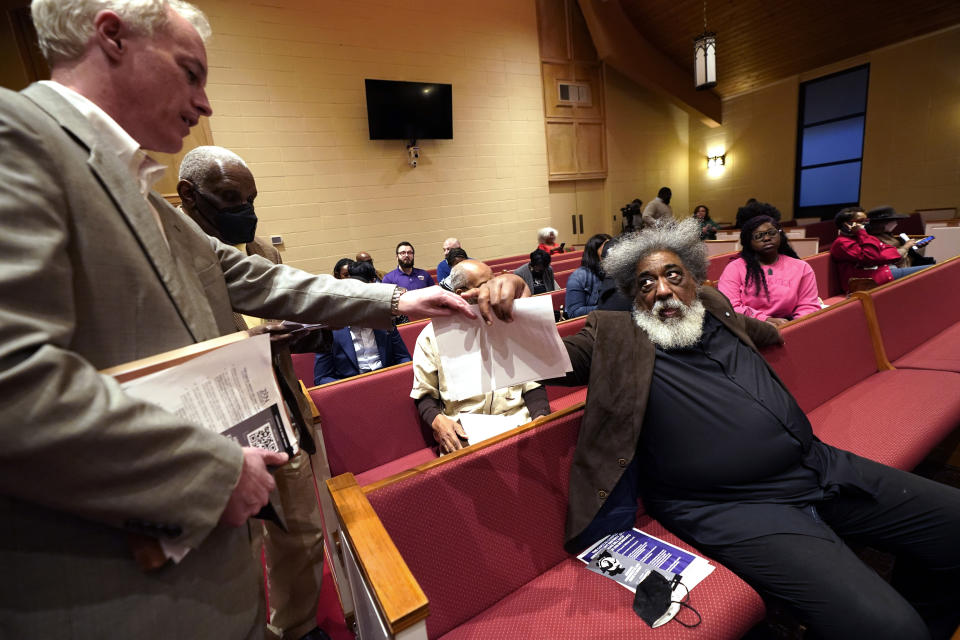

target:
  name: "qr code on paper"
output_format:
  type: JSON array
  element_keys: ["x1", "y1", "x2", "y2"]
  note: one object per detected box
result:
[{"x1": 246, "y1": 422, "x2": 279, "y2": 453}]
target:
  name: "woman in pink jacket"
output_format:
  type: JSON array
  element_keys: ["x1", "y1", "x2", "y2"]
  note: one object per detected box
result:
[{"x1": 718, "y1": 214, "x2": 821, "y2": 326}]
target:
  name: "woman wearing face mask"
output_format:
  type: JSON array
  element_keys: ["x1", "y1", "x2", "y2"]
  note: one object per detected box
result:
[
  {"x1": 865, "y1": 206, "x2": 936, "y2": 268},
  {"x1": 718, "y1": 215, "x2": 820, "y2": 326},
  {"x1": 831, "y1": 206, "x2": 932, "y2": 293}
]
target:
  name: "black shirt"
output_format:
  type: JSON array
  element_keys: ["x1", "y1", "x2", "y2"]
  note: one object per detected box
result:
[
  {"x1": 531, "y1": 276, "x2": 548, "y2": 295},
  {"x1": 638, "y1": 315, "x2": 877, "y2": 546}
]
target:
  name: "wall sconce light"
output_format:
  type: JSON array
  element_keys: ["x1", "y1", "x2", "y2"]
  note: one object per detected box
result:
[{"x1": 707, "y1": 154, "x2": 725, "y2": 169}]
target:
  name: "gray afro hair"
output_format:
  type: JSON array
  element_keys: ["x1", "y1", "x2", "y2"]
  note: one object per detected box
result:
[{"x1": 602, "y1": 217, "x2": 708, "y2": 298}]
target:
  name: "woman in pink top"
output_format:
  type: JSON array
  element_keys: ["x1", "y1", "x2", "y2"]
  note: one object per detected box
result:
[{"x1": 718, "y1": 215, "x2": 821, "y2": 326}]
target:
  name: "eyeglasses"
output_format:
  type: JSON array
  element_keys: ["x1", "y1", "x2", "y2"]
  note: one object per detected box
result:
[
  {"x1": 752, "y1": 229, "x2": 781, "y2": 241},
  {"x1": 397, "y1": 250, "x2": 414, "y2": 256}
]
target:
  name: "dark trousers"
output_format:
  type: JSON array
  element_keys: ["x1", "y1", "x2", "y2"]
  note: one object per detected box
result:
[{"x1": 699, "y1": 455, "x2": 960, "y2": 640}]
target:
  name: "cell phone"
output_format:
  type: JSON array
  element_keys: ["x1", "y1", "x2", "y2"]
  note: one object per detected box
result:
[{"x1": 900, "y1": 233, "x2": 934, "y2": 248}]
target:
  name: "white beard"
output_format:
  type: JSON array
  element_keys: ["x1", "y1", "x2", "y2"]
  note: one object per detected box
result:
[{"x1": 632, "y1": 297, "x2": 706, "y2": 350}]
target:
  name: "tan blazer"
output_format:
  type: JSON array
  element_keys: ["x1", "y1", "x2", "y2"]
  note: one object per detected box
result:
[
  {"x1": 556, "y1": 286, "x2": 782, "y2": 547},
  {"x1": 0, "y1": 83, "x2": 394, "y2": 638}
]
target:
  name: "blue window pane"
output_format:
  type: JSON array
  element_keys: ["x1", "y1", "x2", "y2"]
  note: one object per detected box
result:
[
  {"x1": 801, "y1": 116, "x2": 865, "y2": 166},
  {"x1": 798, "y1": 162, "x2": 861, "y2": 207},
  {"x1": 803, "y1": 68, "x2": 868, "y2": 125}
]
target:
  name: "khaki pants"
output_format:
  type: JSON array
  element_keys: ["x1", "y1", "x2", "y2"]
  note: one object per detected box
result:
[{"x1": 259, "y1": 448, "x2": 326, "y2": 640}]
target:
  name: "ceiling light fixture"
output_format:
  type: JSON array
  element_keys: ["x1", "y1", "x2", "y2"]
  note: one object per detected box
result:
[{"x1": 694, "y1": 0, "x2": 717, "y2": 90}]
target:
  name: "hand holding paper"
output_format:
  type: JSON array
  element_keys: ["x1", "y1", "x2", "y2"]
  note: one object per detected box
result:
[
  {"x1": 460, "y1": 273, "x2": 529, "y2": 324},
  {"x1": 432, "y1": 295, "x2": 572, "y2": 402}
]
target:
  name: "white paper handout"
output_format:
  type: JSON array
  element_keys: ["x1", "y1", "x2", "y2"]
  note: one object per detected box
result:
[
  {"x1": 119, "y1": 333, "x2": 299, "y2": 456},
  {"x1": 456, "y1": 411, "x2": 531, "y2": 447},
  {"x1": 431, "y1": 295, "x2": 572, "y2": 401}
]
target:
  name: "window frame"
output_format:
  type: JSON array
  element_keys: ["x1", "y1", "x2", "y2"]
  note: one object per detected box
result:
[{"x1": 793, "y1": 64, "x2": 870, "y2": 220}]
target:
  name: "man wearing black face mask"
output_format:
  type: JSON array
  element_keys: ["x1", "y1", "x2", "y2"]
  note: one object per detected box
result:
[
  {"x1": 177, "y1": 145, "x2": 332, "y2": 640},
  {"x1": 178, "y1": 145, "x2": 276, "y2": 272}
]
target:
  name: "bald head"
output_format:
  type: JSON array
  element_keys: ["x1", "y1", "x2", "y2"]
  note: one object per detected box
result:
[
  {"x1": 442, "y1": 237, "x2": 461, "y2": 258},
  {"x1": 356, "y1": 251, "x2": 373, "y2": 263},
  {"x1": 448, "y1": 259, "x2": 493, "y2": 293}
]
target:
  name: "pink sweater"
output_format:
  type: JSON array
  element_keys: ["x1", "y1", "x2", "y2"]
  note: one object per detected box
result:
[{"x1": 717, "y1": 255, "x2": 821, "y2": 321}]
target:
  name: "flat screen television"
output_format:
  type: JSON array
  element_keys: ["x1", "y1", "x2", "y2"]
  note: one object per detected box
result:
[{"x1": 364, "y1": 78, "x2": 453, "y2": 142}]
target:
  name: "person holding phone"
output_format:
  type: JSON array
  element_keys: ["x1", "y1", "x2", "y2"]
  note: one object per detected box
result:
[
  {"x1": 830, "y1": 207, "x2": 931, "y2": 292},
  {"x1": 865, "y1": 206, "x2": 936, "y2": 268}
]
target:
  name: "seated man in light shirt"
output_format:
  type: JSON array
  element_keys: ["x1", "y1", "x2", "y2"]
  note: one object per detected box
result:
[
  {"x1": 313, "y1": 261, "x2": 411, "y2": 385},
  {"x1": 411, "y1": 260, "x2": 551, "y2": 453}
]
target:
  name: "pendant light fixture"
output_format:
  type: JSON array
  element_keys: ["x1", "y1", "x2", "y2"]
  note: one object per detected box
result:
[{"x1": 693, "y1": 0, "x2": 717, "y2": 90}]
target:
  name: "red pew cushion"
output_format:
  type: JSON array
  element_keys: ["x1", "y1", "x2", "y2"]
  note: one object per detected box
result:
[
  {"x1": 354, "y1": 447, "x2": 437, "y2": 486},
  {"x1": 439, "y1": 519, "x2": 764, "y2": 640},
  {"x1": 366, "y1": 409, "x2": 763, "y2": 638},
  {"x1": 893, "y1": 324, "x2": 960, "y2": 372},
  {"x1": 807, "y1": 368, "x2": 960, "y2": 470}
]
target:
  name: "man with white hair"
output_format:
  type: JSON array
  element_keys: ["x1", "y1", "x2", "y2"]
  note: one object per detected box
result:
[
  {"x1": 475, "y1": 218, "x2": 960, "y2": 638},
  {"x1": 178, "y1": 145, "x2": 331, "y2": 640},
  {"x1": 0, "y1": 1, "x2": 473, "y2": 637},
  {"x1": 178, "y1": 145, "x2": 275, "y2": 256}
]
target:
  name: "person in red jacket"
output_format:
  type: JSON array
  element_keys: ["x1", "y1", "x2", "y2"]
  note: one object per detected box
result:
[{"x1": 830, "y1": 207, "x2": 929, "y2": 292}]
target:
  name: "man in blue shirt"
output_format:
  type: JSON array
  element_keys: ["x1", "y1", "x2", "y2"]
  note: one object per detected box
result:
[
  {"x1": 383, "y1": 241, "x2": 435, "y2": 290},
  {"x1": 436, "y1": 237, "x2": 461, "y2": 281}
]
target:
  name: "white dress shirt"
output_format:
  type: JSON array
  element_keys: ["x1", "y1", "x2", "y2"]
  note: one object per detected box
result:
[
  {"x1": 350, "y1": 327, "x2": 382, "y2": 372},
  {"x1": 39, "y1": 81, "x2": 169, "y2": 246}
]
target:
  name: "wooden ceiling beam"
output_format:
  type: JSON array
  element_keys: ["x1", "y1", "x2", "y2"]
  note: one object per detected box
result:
[{"x1": 577, "y1": 0, "x2": 721, "y2": 127}]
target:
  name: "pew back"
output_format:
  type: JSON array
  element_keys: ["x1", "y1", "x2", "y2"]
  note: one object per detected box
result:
[
  {"x1": 854, "y1": 256, "x2": 960, "y2": 363},
  {"x1": 804, "y1": 251, "x2": 844, "y2": 302},
  {"x1": 291, "y1": 352, "x2": 315, "y2": 386},
  {"x1": 761, "y1": 298, "x2": 887, "y2": 414},
  {"x1": 555, "y1": 268, "x2": 577, "y2": 288},
  {"x1": 365, "y1": 407, "x2": 583, "y2": 638},
  {"x1": 397, "y1": 318, "x2": 430, "y2": 356},
  {"x1": 309, "y1": 363, "x2": 429, "y2": 479},
  {"x1": 707, "y1": 251, "x2": 738, "y2": 281}
]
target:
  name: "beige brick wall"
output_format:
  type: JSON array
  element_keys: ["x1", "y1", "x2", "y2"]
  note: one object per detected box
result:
[{"x1": 195, "y1": 0, "x2": 551, "y2": 274}]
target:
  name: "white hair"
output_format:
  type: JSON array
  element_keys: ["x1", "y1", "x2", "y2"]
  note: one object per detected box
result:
[
  {"x1": 31, "y1": 0, "x2": 211, "y2": 65},
  {"x1": 178, "y1": 145, "x2": 248, "y2": 189},
  {"x1": 632, "y1": 297, "x2": 706, "y2": 350},
  {"x1": 537, "y1": 227, "x2": 558, "y2": 244}
]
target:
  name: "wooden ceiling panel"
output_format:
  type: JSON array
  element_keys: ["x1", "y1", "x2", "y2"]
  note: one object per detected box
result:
[{"x1": 618, "y1": 0, "x2": 960, "y2": 98}]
